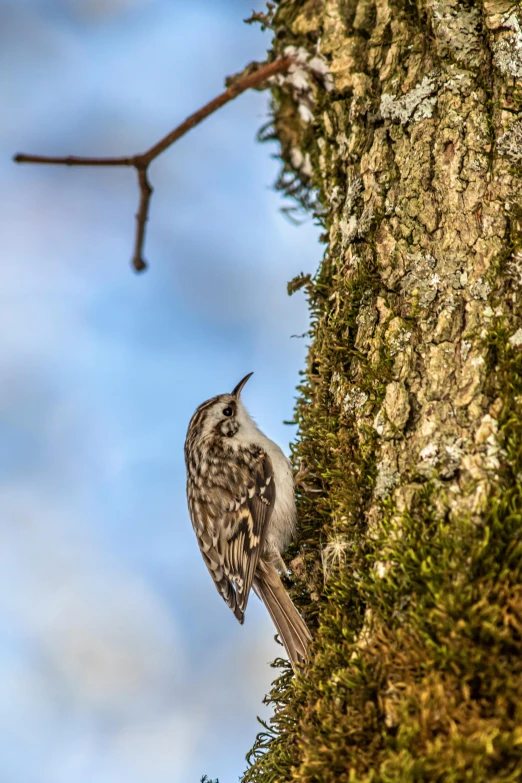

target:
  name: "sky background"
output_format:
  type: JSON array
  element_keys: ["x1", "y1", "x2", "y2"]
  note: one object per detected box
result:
[{"x1": 0, "y1": 1, "x2": 320, "y2": 782}]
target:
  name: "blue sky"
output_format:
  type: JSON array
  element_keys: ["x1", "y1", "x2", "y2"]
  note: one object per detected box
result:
[{"x1": 0, "y1": 1, "x2": 320, "y2": 781}]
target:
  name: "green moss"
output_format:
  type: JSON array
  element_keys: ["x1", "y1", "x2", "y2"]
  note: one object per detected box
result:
[{"x1": 242, "y1": 289, "x2": 522, "y2": 782}]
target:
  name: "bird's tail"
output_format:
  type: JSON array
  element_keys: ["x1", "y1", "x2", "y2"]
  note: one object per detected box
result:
[{"x1": 255, "y1": 560, "x2": 312, "y2": 670}]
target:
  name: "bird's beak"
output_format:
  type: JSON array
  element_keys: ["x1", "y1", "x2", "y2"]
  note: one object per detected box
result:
[{"x1": 231, "y1": 372, "x2": 254, "y2": 397}]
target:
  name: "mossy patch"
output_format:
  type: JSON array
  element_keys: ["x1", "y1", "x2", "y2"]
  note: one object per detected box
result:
[
  {"x1": 242, "y1": 214, "x2": 522, "y2": 779},
  {"x1": 243, "y1": 301, "x2": 522, "y2": 783}
]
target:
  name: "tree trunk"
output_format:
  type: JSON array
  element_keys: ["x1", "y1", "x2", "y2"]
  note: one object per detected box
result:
[{"x1": 244, "y1": 1, "x2": 522, "y2": 781}]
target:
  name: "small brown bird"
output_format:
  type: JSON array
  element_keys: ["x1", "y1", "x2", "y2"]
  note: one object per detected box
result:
[{"x1": 184, "y1": 372, "x2": 311, "y2": 669}]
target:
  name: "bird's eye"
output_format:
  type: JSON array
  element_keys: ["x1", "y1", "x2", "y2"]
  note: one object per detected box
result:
[{"x1": 223, "y1": 407, "x2": 233, "y2": 417}]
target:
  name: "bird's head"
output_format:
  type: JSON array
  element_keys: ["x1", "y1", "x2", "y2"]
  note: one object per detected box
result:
[{"x1": 187, "y1": 372, "x2": 254, "y2": 442}]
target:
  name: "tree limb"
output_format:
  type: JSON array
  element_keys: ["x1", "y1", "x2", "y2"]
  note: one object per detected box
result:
[{"x1": 13, "y1": 56, "x2": 292, "y2": 272}]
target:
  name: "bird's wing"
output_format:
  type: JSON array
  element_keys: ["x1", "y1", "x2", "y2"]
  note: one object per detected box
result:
[{"x1": 192, "y1": 451, "x2": 275, "y2": 624}]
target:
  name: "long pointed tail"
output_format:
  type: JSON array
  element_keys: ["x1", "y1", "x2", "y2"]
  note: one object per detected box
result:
[{"x1": 255, "y1": 560, "x2": 312, "y2": 670}]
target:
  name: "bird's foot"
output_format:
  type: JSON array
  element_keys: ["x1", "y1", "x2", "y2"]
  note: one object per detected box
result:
[{"x1": 293, "y1": 458, "x2": 321, "y2": 493}]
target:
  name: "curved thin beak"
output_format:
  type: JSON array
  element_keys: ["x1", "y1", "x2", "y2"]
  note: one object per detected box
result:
[{"x1": 231, "y1": 372, "x2": 254, "y2": 397}]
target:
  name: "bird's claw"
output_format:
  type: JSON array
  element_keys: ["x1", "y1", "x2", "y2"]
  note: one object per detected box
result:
[{"x1": 294, "y1": 459, "x2": 321, "y2": 493}]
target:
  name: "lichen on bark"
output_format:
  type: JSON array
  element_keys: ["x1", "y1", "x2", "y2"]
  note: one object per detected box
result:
[{"x1": 243, "y1": 0, "x2": 522, "y2": 781}]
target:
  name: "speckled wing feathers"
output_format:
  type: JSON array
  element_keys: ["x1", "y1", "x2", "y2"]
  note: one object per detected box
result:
[
  {"x1": 224, "y1": 454, "x2": 274, "y2": 618},
  {"x1": 186, "y1": 446, "x2": 275, "y2": 623}
]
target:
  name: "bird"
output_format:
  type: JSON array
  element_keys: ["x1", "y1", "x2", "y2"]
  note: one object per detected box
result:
[{"x1": 184, "y1": 372, "x2": 311, "y2": 670}]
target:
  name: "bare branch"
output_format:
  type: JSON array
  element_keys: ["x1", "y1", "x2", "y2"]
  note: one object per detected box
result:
[
  {"x1": 13, "y1": 56, "x2": 292, "y2": 272},
  {"x1": 133, "y1": 167, "x2": 153, "y2": 272},
  {"x1": 13, "y1": 154, "x2": 135, "y2": 166},
  {"x1": 142, "y1": 57, "x2": 291, "y2": 164}
]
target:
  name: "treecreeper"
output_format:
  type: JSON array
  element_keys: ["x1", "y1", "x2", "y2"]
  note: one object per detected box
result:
[{"x1": 184, "y1": 372, "x2": 311, "y2": 669}]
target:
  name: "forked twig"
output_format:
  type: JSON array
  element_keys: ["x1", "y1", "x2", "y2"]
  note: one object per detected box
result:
[{"x1": 14, "y1": 56, "x2": 292, "y2": 272}]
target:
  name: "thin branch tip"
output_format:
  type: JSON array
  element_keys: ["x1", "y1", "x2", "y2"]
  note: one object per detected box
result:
[
  {"x1": 132, "y1": 256, "x2": 148, "y2": 273},
  {"x1": 131, "y1": 167, "x2": 153, "y2": 273}
]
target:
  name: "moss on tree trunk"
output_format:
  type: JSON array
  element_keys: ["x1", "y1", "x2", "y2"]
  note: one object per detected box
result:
[{"x1": 243, "y1": 1, "x2": 522, "y2": 781}]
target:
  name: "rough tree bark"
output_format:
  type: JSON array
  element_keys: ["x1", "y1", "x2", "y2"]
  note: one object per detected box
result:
[{"x1": 243, "y1": 1, "x2": 522, "y2": 781}]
